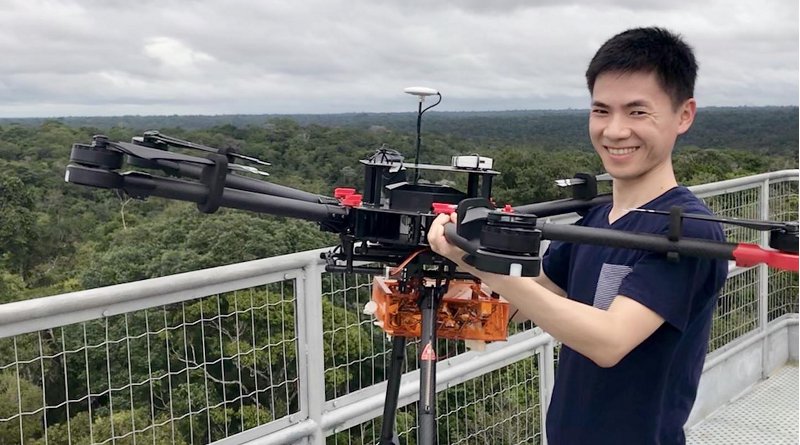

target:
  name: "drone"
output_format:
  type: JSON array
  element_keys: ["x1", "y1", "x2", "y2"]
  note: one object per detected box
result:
[{"x1": 64, "y1": 87, "x2": 798, "y2": 445}]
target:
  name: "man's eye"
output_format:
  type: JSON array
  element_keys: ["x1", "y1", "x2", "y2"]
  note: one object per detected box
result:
[
  {"x1": 630, "y1": 110, "x2": 648, "y2": 116},
  {"x1": 591, "y1": 109, "x2": 607, "y2": 115}
]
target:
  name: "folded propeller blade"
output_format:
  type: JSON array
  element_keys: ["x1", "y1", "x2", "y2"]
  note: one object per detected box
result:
[
  {"x1": 143, "y1": 131, "x2": 271, "y2": 166},
  {"x1": 111, "y1": 141, "x2": 214, "y2": 165}
]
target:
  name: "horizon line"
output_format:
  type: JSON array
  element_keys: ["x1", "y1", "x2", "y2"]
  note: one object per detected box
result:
[{"x1": 0, "y1": 104, "x2": 796, "y2": 120}]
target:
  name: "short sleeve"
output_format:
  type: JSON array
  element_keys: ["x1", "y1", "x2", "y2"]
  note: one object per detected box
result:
[
  {"x1": 617, "y1": 218, "x2": 727, "y2": 331},
  {"x1": 542, "y1": 216, "x2": 589, "y2": 291},
  {"x1": 617, "y1": 253, "x2": 714, "y2": 331},
  {"x1": 542, "y1": 240, "x2": 572, "y2": 292}
]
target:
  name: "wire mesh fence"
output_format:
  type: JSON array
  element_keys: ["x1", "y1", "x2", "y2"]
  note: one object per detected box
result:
[
  {"x1": 702, "y1": 186, "x2": 760, "y2": 245},
  {"x1": 326, "y1": 354, "x2": 542, "y2": 445},
  {"x1": 321, "y1": 272, "x2": 528, "y2": 402},
  {"x1": 769, "y1": 180, "x2": 799, "y2": 222},
  {"x1": 322, "y1": 272, "x2": 399, "y2": 402},
  {"x1": 767, "y1": 180, "x2": 799, "y2": 321},
  {"x1": 0, "y1": 281, "x2": 300, "y2": 445},
  {"x1": 703, "y1": 178, "x2": 798, "y2": 352},
  {"x1": 769, "y1": 269, "x2": 799, "y2": 321},
  {"x1": 709, "y1": 267, "x2": 759, "y2": 352}
]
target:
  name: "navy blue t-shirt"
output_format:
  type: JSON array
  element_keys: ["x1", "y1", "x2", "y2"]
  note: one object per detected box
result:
[{"x1": 541, "y1": 186, "x2": 728, "y2": 445}]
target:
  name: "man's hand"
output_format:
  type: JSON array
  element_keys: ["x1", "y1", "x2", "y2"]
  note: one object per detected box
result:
[{"x1": 427, "y1": 213, "x2": 470, "y2": 268}]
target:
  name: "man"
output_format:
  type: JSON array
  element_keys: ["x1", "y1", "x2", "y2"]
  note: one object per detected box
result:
[{"x1": 427, "y1": 27, "x2": 729, "y2": 444}]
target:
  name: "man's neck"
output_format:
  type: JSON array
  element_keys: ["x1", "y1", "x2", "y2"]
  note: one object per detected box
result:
[{"x1": 609, "y1": 164, "x2": 678, "y2": 223}]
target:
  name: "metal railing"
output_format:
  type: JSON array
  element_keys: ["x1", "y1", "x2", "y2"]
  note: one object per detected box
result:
[{"x1": 0, "y1": 170, "x2": 796, "y2": 445}]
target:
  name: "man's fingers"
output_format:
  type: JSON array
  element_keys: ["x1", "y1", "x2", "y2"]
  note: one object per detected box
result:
[
  {"x1": 427, "y1": 214, "x2": 445, "y2": 246},
  {"x1": 428, "y1": 213, "x2": 454, "y2": 253},
  {"x1": 430, "y1": 214, "x2": 448, "y2": 239}
]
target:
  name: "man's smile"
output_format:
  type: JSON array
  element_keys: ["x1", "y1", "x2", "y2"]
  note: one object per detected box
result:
[{"x1": 604, "y1": 145, "x2": 640, "y2": 156}]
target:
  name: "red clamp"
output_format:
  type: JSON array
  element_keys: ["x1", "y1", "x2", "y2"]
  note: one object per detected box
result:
[
  {"x1": 342, "y1": 193, "x2": 363, "y2": 207},
  {"x1": 432, "y1": 202, "x2": 457, "y2": 214},
  {"x1": 334, "y1": 187, "x2": 356, "y2": 199}
]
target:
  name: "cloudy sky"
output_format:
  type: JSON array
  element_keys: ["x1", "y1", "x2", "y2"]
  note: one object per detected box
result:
[{"x1": 1, "y1": 0, "x2": 797, "y2": 117}]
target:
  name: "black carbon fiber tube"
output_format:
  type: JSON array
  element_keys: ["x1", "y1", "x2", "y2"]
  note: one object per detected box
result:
[
  {"x1": 64, "y1": 164, "x2": 347, "y2": 223},
  {"x1": 155, "y1": 159, "x2": 330, "y2": 203},
  {"x1": 512, "y1": 194, "x2": 612, "y2": 217},
  {"x1": 115, "y1": 170, "x2": 347, "y2": 223},
  {"x1": 538, "y1": 223, "x2": 737, "y2": 259},
  {"x1": 443, "y1": 222, "x2": 737, "y2": 261}
]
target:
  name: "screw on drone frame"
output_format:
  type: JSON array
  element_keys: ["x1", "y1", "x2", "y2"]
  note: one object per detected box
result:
[{"x1": 404, "y1": 87, "x2": 442, "y2": 185}]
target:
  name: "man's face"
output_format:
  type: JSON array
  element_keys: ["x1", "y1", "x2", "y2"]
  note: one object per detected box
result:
[{"x1": 589, "y1": 71, "x2": 695, "y2": 182}]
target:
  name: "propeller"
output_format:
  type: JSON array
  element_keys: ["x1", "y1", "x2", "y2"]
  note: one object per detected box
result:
[
  {"x1": 142, "y1": 131, "x2": 271, "y2": 167},
  {"x1": 133, "y1": 131, "x2": 271, "y2": 176},
  {"x1": 111, "y1": 141, "x2": 214, "y2": 165}
]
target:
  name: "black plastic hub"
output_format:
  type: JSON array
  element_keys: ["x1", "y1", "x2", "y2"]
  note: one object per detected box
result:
[
  {"x1": 480, "y1": 211, "x2": 541, "y2": 255},
  {"x1": 770, "y1": 224, "x2": 799, "y2": 254},
  {"x1": 69, "y1": 143, "x2": 123, "y2": 170}
]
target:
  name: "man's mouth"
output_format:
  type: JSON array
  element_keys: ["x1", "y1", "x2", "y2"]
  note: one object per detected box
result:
[{"x1": 605, "y1": 146, "x2": 639, "y2": 155}]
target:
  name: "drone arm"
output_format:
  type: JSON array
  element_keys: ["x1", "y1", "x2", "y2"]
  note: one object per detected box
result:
[
  {"x1": 442, "y1": 221, "x2": 733, "y2": 259},
  {"x1": 72, "y1": 136, "x2": 331, "y2": 204},
  {"x1": 512, "y1": 194, "x2": 612, "y2": 217},
  {"x1": 66, "y1": 164, "x2": 348, "y2": 224},
  {"x1": 539, "y1": 224, "x2": 735, "y2": 260},
  {"x1": 541, "y1": 224, "x2": 798, "y2": 271},
  {"x1": 442, "y1": 221, "x2": 798, "y2": 272},
  {"x1": 152, "y1": 158, "x2": 331, "y2": 203}
]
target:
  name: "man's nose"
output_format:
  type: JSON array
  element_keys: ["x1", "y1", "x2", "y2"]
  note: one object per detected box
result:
[{"x1": 603, "y1": 115, "x2": 632, "y2": 140}]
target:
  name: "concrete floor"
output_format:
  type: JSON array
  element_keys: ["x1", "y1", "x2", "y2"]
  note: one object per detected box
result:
[{"x1": 687, "y1": 364, "x2": 798, "y2": 444}]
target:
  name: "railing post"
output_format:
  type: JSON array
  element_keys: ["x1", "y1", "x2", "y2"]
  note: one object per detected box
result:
[
  {"x1": 539, "y1": 338, "x2": 556, "y2": 445},
  {"x1": 296, "y1": 260, "x2": 326, "y2": 445},
  {"x1": 758, "y1": 179, "x2": 770, "y2": 378}
]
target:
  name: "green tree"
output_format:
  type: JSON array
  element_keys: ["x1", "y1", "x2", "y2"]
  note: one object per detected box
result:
[
  {"x1": 31, "y1": 409, "x2": 186, "y2": 445},
  {"x1": 0, "y1": 175, "x2": 35, "y2": 278},
  {"x1": 0, "y1": 371, "x2": 43, "y2": 444}
]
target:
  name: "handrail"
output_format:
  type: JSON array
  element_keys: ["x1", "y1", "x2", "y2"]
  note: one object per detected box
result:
[
  {"x1": 0, "y1": 248, "x2": 328, "y2": 338},
  {"x1": 689, "y1": 169, "x2": 798, "y2": 196}
]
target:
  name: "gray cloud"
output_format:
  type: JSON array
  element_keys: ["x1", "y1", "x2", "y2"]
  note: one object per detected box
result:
[{"x1": 0, "y1": 0, "x2": 796, "y2": 117}]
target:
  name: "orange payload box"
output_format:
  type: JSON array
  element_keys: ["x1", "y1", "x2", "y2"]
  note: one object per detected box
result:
[{"x1": 370, "y1": 277, "x2": 509, "y2": 341}]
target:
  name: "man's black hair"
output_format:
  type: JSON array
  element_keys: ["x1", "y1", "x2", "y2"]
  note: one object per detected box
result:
[{"x1": 586, "y1": 27, "x2": 698, "y2": 108}]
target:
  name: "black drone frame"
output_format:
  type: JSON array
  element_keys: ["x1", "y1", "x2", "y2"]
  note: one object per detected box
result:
[{"x1": 65, "y1": 130, "x2": 798, "y2": 445}]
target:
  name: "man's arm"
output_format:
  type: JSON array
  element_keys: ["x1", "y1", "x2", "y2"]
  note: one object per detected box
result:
[
  {"x1": 427, "y1": 213, "x2": 664, "y2": 368},
  {"x1": 533, "y1": 272, "x2": 566, "y2": 297},
  {"x1": 478, "y1": 274, "x2": 664, "y2": 368},
  {"x1": 508, "y1": 273, "x2": 565, "y2": 322}
]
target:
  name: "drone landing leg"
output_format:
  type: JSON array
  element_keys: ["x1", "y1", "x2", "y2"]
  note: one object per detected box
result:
[
  {"x1": 418, "y1": 285, "x2": 444, "y2": 445},
  {"x1": 379, "y1": 335, "x2": 407, "y2": 445}
]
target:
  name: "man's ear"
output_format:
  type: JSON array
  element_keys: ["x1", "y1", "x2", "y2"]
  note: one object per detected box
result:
[{"x1": 677, "y1": 98, "x2": 696, "y2": 135}]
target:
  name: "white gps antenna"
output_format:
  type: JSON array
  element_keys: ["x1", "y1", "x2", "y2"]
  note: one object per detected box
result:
[
  {"x1": 404, "y1": 86, "x2": 440, "y2": 100},
  {"x1": 403, "y1": 86, "x2": 442, "y2": 183}
]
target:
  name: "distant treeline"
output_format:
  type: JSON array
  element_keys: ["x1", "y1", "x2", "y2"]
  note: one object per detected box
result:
[{"x1": 1, "y1": 106, "x2": 797, "y2": 153}]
